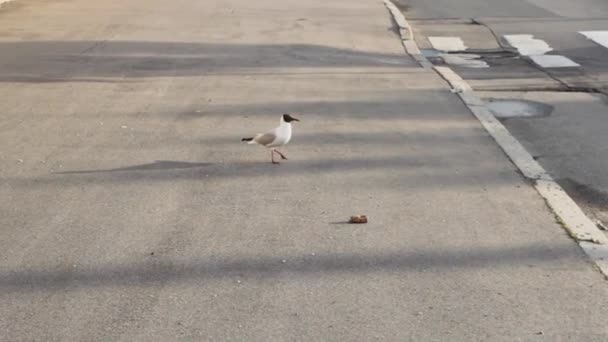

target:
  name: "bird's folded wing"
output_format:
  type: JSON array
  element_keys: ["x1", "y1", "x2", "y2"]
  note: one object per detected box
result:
[{"x1": 254, "y1": 132, "x2": 276, "y2": 146}]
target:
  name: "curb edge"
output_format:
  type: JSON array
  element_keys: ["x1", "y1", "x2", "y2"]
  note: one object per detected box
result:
[{"x1": 383, "y1": 0, "x2": 433, "y2": 69}]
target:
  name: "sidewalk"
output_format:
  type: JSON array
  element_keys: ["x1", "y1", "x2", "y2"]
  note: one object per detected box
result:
[{"x1": 1, "y1": 0, "x2": 608, "y2": 340}]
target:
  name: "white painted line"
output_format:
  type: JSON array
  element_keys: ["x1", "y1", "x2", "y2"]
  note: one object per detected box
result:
[
  {"x1": 426, "y1": 37, "x2": 488, "y2": 68},
  {"x1": 428, "y1": 36, "x2": 467, "y2": 52},
  {"x1": 504, "y1": 34, "x2": 580, "y2": 68},
  {"x1": 434, "y1": 65, "x2": 608, "y2": 279},
  {"x1": 580, "y1": 31, "x2": 608, "y2": 49},
  {"x1": 504, "y1": 34, "x2": 553, "y2": 56},
  {"x1": 529, "y1": 55, "x2": 581, "y2": 68}
]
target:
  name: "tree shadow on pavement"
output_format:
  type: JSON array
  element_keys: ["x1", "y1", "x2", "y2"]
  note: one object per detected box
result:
[
  {"x1": 0, "y1": 41, "x2": 414, "y2": 82},
  {"x1": 0, "y1": 244, "x2": 576, "y2": 293}
]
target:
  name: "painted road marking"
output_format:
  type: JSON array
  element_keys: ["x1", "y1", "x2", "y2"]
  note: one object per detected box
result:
[
  {"x1": 504, "y1": 34, "x2": 552, "y2": 56},
  {"x1": 428, "y1": 36, "x2": 467, "y2": 52},
  {"x1": 529, "y1": 55, "x2": 581, "y2": 68},
  {"x1": 504, "y1": 34, "x2": 580, "y2": 68},
  {"x1": 427, "y1": 36, "x2": 488, "y2": 68},
  {"x1": 580, "y1": 31, "x2": 608, "y2": 49}
]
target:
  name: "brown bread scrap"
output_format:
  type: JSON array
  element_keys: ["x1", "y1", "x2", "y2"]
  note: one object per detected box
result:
[{"x1": 349, "y1": 215, "x2": 368, "y2": 224}]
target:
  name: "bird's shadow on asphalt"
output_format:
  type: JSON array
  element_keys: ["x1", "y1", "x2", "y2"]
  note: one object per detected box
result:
[
  {"x1": 53, "y1": 160, "x2": 213, "y2": 174},
  {"x1": 43, "y1": 156, "x2": 435, "y2": 188},
  {"x1": 48, "y1": 158, "x2": 340, "y2": 183},
  {"x1": 51, "y1": 159, "x2": 319, "y2": 177},
  {"x1": 12, "y1": 153, "x2": 518, "y2": 191}
]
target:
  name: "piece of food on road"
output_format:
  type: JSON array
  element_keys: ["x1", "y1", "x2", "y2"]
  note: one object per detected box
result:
[{"x1": 349, "y1": 215, "x2": 368, "y2": 224}]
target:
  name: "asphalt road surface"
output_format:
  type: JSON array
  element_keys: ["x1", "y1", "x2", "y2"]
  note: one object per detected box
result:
[{"x1": 2, "y1": 0, "x2": 608, "y2": 341}]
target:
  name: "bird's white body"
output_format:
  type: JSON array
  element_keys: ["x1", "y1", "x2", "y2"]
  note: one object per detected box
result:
[
  {"x1": 243, "y1": 114, "x2": 299, "y2": 164},
  {"x1": 249, "y1": 115, "x2": 293, "y2": 148}
]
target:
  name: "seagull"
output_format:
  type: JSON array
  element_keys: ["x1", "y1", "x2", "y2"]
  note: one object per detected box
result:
[{"x1": 242, "y1": 114, "x2": 300, "y2": 164}]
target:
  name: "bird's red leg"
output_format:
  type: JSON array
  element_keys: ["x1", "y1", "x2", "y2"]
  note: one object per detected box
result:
[
  {"x1": 271, "y1": 149, "x2": 280, "y2": 164},
  {"x1": 275, "y1": 150, "x2": 288, "y2": 160}
]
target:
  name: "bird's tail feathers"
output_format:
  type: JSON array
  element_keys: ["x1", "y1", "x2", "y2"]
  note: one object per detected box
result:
[{"x1": 243, "y1": 134, "x2": 263, "y2": 144}]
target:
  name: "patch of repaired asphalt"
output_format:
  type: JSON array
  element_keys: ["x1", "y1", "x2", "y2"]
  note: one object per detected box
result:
[{"x1": 486, "y1": 98, "x2": 554, "y2": 119}]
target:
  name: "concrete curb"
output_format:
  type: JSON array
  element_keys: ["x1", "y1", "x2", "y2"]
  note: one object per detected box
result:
[
  {"x1": 383, "y1": 0, "x2": 433, "y2": 69},
  {"x1": 383, "y1": 0, "x2": 608, "y2": 278},
  {"x1": 383, "y1": 0, "x2": 412, "y2": 40}
]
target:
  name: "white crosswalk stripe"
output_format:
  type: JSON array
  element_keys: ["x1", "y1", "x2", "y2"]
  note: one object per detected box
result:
[
  {"x1": 503, "y1": 34, "x2": 580, "y2": 68},
  {"x1": 529, "y1": 55, "x2": 581, "y2": 68},
  {"x1": 426, "y1": 30, "x2": 608, "y2": 70},
  {"x1": 503, "y1": 34, "x2": 552, "y2": 56},
  {"x1": 428, "y1": 36, "x2": 467, "y2": 52},
  {"x1": 580, "y1": 31, "x2": 608, "y2": 49},
  {"x1": 427, "y1": 36, "x2": 489, "y2": 68}
]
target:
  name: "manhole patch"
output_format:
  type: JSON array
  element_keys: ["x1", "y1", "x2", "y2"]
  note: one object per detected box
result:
[{"x1": 486, "y1": 98, "x2": 554, "y2": 119}]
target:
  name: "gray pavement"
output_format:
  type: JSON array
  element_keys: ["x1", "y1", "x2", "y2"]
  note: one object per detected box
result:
[{"x1": 2, "y1": 0, "x2": 608, "y2": 341}]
